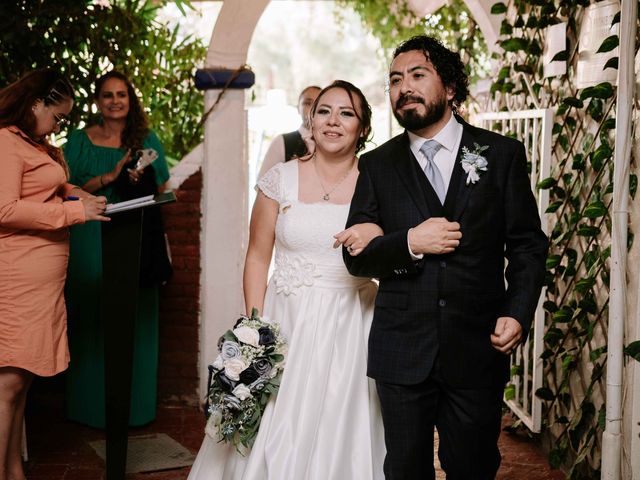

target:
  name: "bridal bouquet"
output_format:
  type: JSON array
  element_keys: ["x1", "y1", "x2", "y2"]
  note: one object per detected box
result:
[{"x1": 205, "y1": 308, "x2": 286, "y2": 450}]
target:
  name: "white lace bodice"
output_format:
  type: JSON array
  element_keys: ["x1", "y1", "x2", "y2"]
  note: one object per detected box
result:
[{"x1": 257, "y1": 161, "x2": 358, "y2": 294}]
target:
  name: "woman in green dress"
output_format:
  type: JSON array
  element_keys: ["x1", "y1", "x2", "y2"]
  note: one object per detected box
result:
[{"x1": 64, "y1": 71, "x2": 170, "y2": 427}]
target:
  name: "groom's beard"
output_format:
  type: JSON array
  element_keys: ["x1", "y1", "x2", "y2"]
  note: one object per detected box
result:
[{"x1": 393, "y1": 92, "x2": 447, "y2": 132}]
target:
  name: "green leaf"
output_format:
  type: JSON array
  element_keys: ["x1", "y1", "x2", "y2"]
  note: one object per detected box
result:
[
  {"x1": 611, "y1": 11, "x2": 620, "y2": 26},
  {"x1": 624, "y1": 340, "x2": 640, "y2": 362},
  {"x1": 546, "y1": 255, "x2": 562, "y2": 269},
  {"x1": 513, "y1": 63, "x2": 534, "y2": 74},
  {"x1": 537, "y1": 177, "x2": 557, "y2": 190},
  {"x1": 590, "y1": 346, "x2": 607, "y2": 362},
  {"x1": 491, "y1": 2, "x2": 508, "y2": 14},
  {"x1": 583, "y1": 200, "x2": 607, "y2": 218},
  {"x1": 544, "y1": 327, "x2": 564, "y2": 346},
  {"x1": 575, "y1": 277, "x2": 596, "y2": 294},
  {"x1": 543, "y1": 300, "x2": 559, "y2": 313},
  {"x1": 546, "y1": 200, "x2": 563, "y2": 213},
  {"x1": 527, "y1": 40, "x2": 542, "y2": 55},
  {"x1": 540, "y1": 3, "x2": 556, "y2": 14},
  {"x1": 553, "y1": 307, "x2": 573, "y2": 323},
  {"x1": 602, "y1": 118, "x2": 616, "y2": 130},
  {"x1": 558, "y1": 135, "x2": 570, "y2": 152},
  {"x1": 598, "y1": 405, "x2": 606, "y2": 429},
  {"x1": 603, "y1": 57, "x2": 619, "y2": 70},
  {"x1": 551, "y1": 50, "x2": 568, "y2": 62},
  {"x1": 577, "y1": 225, "x2": 601, "y2": 237},
  {"x1": 557, "y1": 103, "x2": 569, "y2": 116},
  {"x1": 500, "y1": 21, "x2": 513, "y2": 35},
  {"x1": 572, "y1": 153, "x2": 586, "y2": 171},
  {"x1": 562, "y1": 96, "x2": 583, "y2": 108},
  {"x1": 540, "y1": 348, "x2": 555, "y2": 359},
  {"x1": 504, "y1": 383, "x2": 516, "y2": 400},
  {"x1": 580, "y1": 83, "x2": 614, "y2": 100},
  {"x1": 587, "y1": 98, "x2": 605, "y2": 121},
  {"x1": 549, "y1": 445, "x2": 567, "y2": 469},
  {"x1": 536, "y1": 387, "x2": 555, "y2": 401},
  {"x1": 597, "y1": 35, "x2": 619, "y2": 53},
  {"x1": 500, "y1": 37, "x2": 529, "y2": 52},
  {"x1": 498, "y1": 66, "x2": 511, "y2": 80},
  {"x1": 561, "y1": 352, "x2": 576, "y2": 371},
  {"x1": 591, "y1": 143, "x2": 613, "y2": 170}
]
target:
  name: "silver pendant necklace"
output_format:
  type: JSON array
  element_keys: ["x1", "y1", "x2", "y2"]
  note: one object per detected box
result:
[{"x1": 313, "y1": 157, "x2": 355, "y2": 201}]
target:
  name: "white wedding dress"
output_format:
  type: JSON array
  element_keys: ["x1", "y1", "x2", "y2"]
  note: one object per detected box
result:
[{"x1": 188, "y1": 160, "x2": 385, "y2": 480}]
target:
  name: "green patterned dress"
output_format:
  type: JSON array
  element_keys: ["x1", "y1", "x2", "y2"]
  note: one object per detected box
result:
[{"x1": 64, "y1": 129, "x2": 170, "y2": 427}]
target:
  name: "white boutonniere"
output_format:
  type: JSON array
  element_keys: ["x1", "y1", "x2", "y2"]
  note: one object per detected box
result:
[{"x1": 460, "y1": 143, "x2": 489, "y2": 185}]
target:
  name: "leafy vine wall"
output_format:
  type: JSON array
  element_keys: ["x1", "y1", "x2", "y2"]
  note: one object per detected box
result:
[
  {"x1": 489, "y1": 1, "x2": 639, "y2": 477},
  {"x1": 342, "y1": 0, "x2": 639, "y2": 478}
]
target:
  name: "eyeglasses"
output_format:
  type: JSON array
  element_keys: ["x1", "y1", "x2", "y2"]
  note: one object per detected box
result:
[{"x1": 52, "y1": 112, "x2": 69, "y2": 128}]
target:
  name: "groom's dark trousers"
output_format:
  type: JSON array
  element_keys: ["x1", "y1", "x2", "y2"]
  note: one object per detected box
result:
[{"x1": 344, "y1": 118, "x2": 548, "y2": 479}]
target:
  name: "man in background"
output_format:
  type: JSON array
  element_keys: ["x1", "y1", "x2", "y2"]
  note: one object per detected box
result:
[{"x1": 257, "y1": 85, "x2": 321, "y2": 178}]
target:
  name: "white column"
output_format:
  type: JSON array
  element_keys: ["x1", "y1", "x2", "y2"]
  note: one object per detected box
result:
[
  {"x1": 602, "y1": 0, "x2": 636, "y2": 478},
  {"x1": 199, "y1": 0, "x2": 271, "y2": 399},
  {"x1": 624, "y1": 48, "x2": 640, "y2": 480}
]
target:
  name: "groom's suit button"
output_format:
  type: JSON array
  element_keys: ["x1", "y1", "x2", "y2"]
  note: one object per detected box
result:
[
  {"x1": 438, "y1": 299, "x2": 446, "y2": 307},
  {"x1": 440, "y1": 261, "x2": 446, "y2": 268}
]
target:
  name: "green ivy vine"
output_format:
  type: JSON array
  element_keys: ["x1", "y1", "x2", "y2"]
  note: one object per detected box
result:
[
  {"x1": 489, "y1": 0, "x2": 639, "y2": 478},
  {"x1": 335, "y1": 0, "x2": 491, "y2": 82}
]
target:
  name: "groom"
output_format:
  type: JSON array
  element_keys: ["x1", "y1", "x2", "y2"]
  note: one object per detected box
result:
[{"x1": 344, "y1": 35, "x2": 548, "y2": 479}]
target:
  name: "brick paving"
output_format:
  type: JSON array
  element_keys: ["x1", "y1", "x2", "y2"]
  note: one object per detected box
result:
[{"x1": 24, "y1": 383, "x2": 565, "y2": 480}]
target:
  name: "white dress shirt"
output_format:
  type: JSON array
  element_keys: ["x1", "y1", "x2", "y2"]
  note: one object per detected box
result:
[{"x1": 407, "y1": 115, "x2": 464, "y2": 260}]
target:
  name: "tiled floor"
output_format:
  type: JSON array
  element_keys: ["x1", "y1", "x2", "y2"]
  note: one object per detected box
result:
[{"x1": 23, "y1": 378, "x2": 565, "y2": 479}]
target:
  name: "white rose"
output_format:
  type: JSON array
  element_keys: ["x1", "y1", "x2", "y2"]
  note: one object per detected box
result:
[
  {"x1": 224, "y1": 358, "x2": 248, "y2": 381},
  {"x1": 212, "y1": 355, "x2": 224, "y2": 370},
  {"x1": 233, "y1": 326, "x2": 260, "y2": 347},
  {"x1": 232, "y1": 384, "x2": 252, "y2": 401}
]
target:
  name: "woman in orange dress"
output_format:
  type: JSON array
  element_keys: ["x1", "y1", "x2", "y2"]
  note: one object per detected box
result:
[{"x1": 0, "y1": 69, "x2": 108, "y2": 480}]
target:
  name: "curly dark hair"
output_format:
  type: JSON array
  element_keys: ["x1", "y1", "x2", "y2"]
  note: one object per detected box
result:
[
  {"x1": 309, "y1": 80, "x2": 372, "y2": 155},
  {"x1": 0, "y1": 68, "x2": 74, "y2": 175},
  {"x1": 393, "y1": 35, "x2": 469, "y2": 111},
  {"x1": 94, "y1": 71, "x2": 148, "y2": 151}
]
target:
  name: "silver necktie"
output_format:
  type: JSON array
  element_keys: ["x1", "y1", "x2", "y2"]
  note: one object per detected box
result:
[{"x1": 420, "y1": 140, "x2": 445, "y2": 204}]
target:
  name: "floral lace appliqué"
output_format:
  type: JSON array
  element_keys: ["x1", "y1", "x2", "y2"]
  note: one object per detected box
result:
[{"x1": 273, "y1": 253, "x2": 321, "y2": 295}]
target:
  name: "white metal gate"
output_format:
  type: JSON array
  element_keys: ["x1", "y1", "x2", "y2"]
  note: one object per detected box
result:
[{"x1": 473, "y1": 109, "x2": 553, "y2": 433}]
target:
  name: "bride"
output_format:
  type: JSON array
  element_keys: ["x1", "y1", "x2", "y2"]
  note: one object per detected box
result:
[{"x1": 188, "y1": 80, "x2": 385, "y2": 480}]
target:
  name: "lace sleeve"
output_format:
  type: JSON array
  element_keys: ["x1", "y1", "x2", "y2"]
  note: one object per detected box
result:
[{"x1": 256, "y1": 163, "x2": 283, "y2": 203}]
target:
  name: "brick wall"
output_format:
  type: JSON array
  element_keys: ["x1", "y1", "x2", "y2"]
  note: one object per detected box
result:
[{"x1": 158, "y1": 170, "x2": 202, "y2": 406}]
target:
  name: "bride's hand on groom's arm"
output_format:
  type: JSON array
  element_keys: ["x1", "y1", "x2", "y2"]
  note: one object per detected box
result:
[{"x1": 333, "y1": 223, "x2": 384, "y2": 256}]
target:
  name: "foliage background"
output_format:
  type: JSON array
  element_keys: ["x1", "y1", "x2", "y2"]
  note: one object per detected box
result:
[
  {"x1": 0, "y1": 0, "x2": 206, "y2": 165},
  {"x1": 336, "y1": 0, "x2": 491, "y2": 85}
]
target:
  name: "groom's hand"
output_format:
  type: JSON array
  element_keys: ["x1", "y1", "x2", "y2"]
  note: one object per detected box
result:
[
  {"x1": 490, "y1": 317, "x2": 522, "y2": 354},
  {"x1": 408, "y1": 217, "x2": 461, "y2": 255}
]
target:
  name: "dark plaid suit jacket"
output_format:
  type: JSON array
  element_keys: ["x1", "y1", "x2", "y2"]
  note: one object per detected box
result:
[{"x1": 344, "y1": 117, "x2": 548, "y2": 389}]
